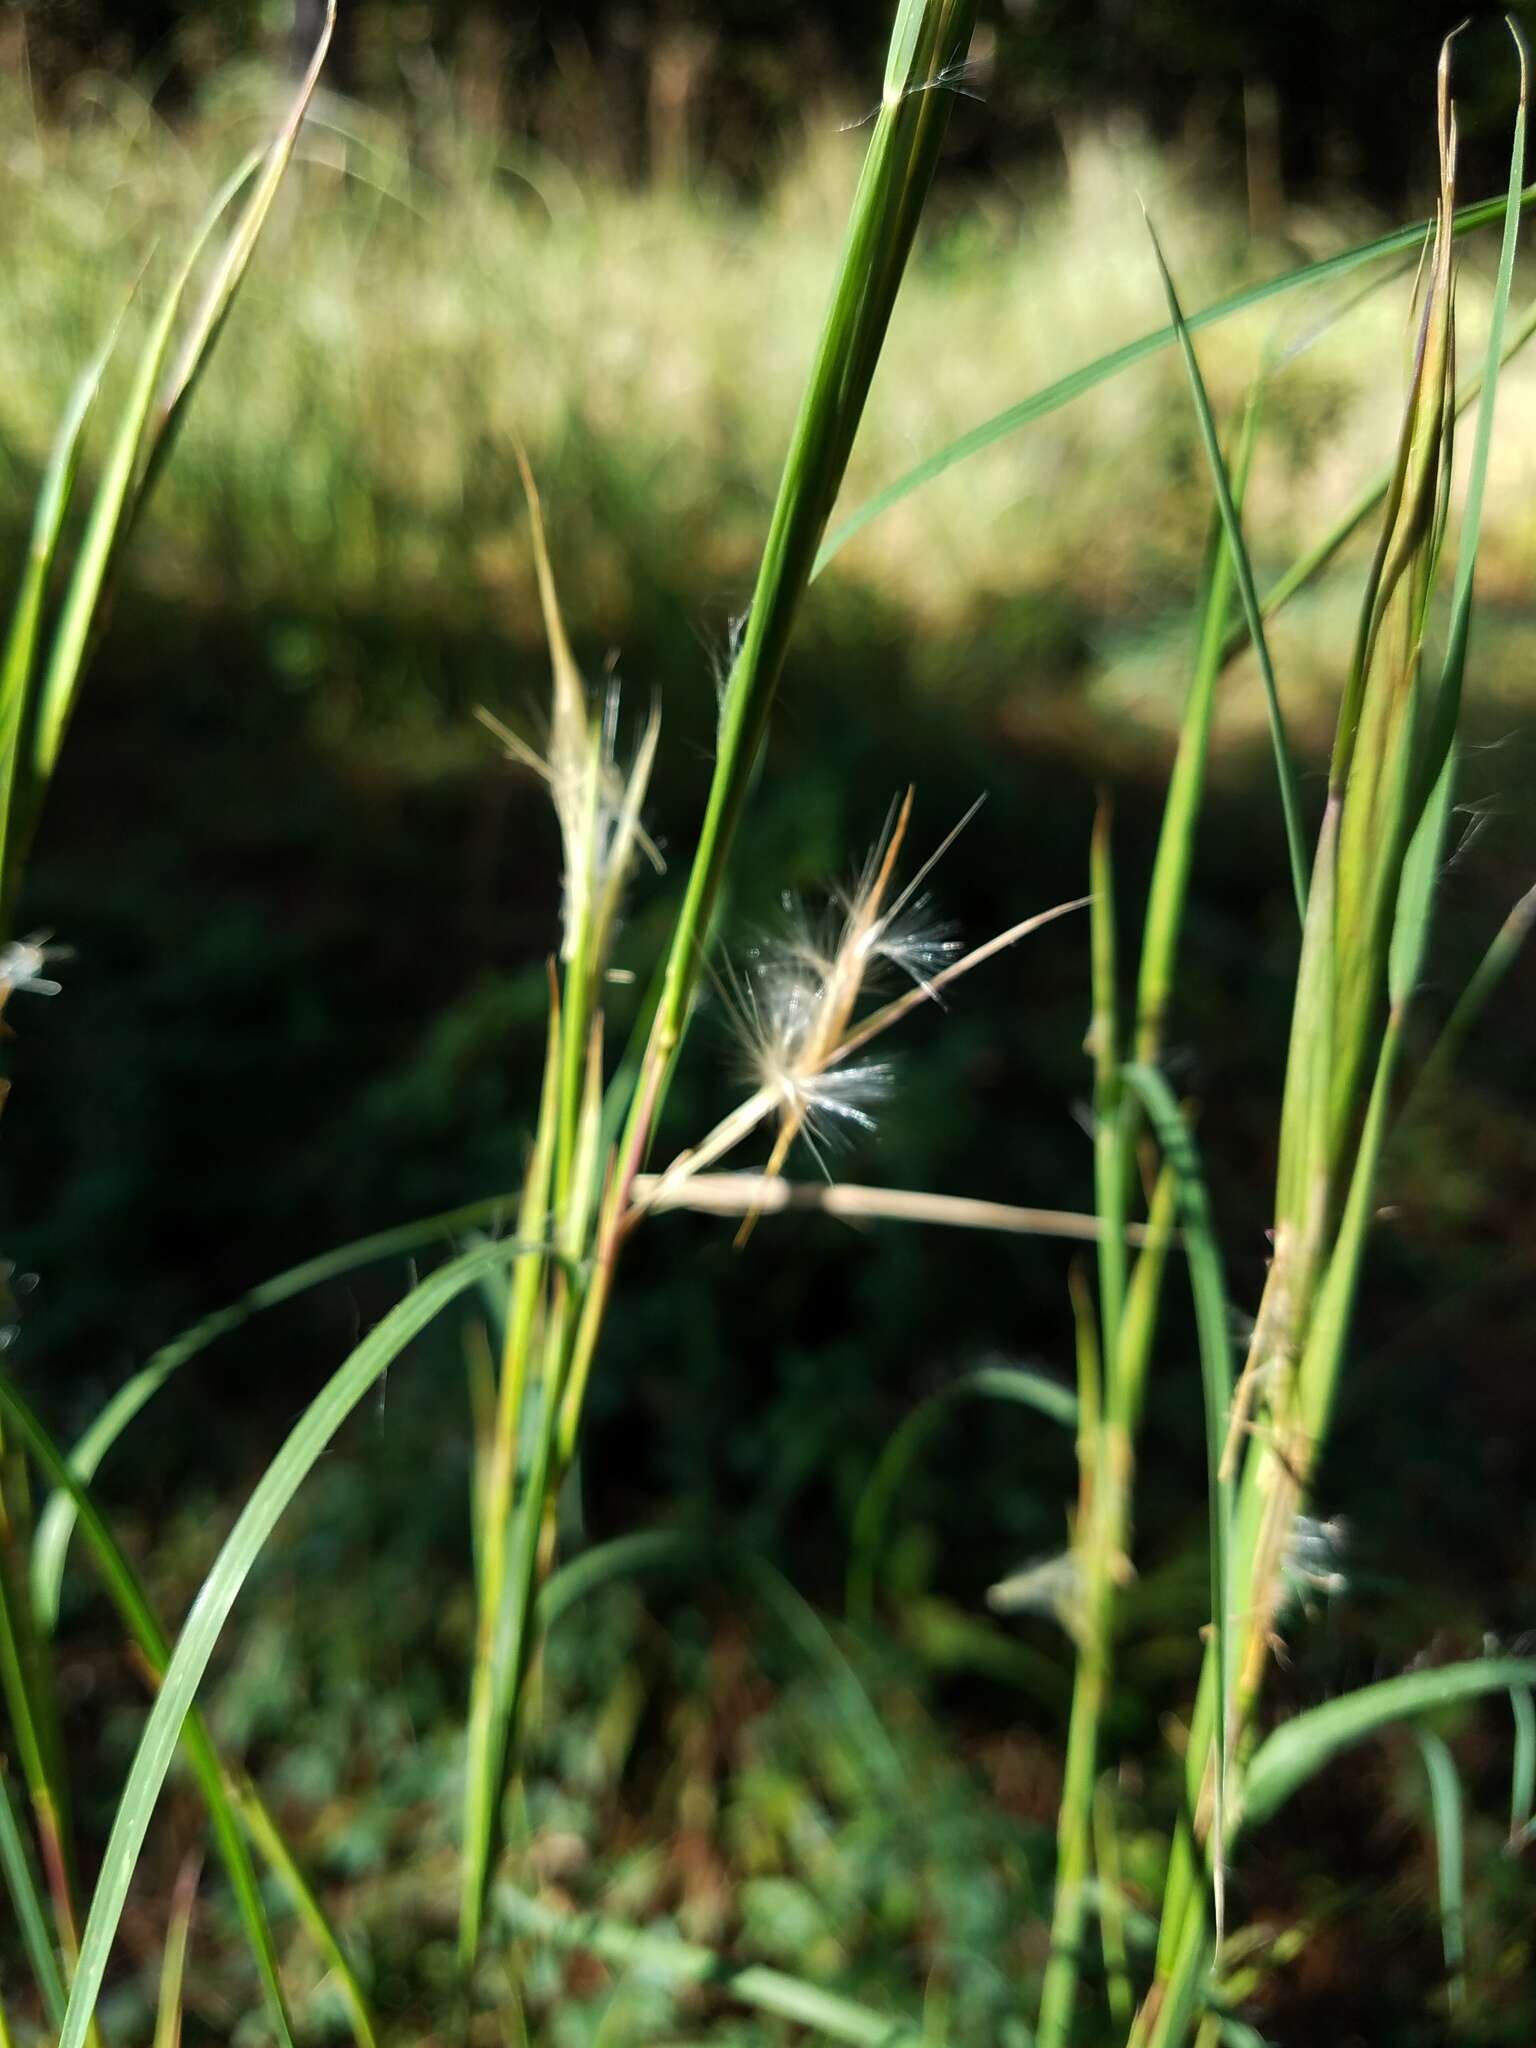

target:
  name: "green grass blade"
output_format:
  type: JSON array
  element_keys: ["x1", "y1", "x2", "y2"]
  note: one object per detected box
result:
[
  {"x1": 1510, "y1": 1684, "x2": 1535, "y2": 1847},
  {"x1": 51, "y1": 1239, "x2": 516, "y2": 2048},
  {"x1": 1420, "y1": 24, "x2": 1528, "y2": 791},
  {"x1": 1403, "y1": 882, "x2": 1536, "y2": 1119},
  {"x1": 31, "y1": 1191, "x2": 527, "y2": 1629},
  {"x1": 1144, "y1": 217, "x2": 1307, "y2": 923},
  {"x1": 233, "y1": 1777, "x2": 379, "y2": 2048},
  {"x1": 846, "y1": 1365, "x2": 1077, "y2": 1623},
  {"x1": 813, "y1": 180, "x2": 1536, "y2": 576},
  {"x1": 1136, "y1": 385, "x2": 1261, "y2": 1064},
  {"x1": 0, "y1": 295, "x2": 132, "y2": 911},
  {"x1": 0, "y1": 1382, "x2": 301, "y2": 2044},
  {"x1": 496, "y1": 1883, "x2": 931, "y2": 2046},
  {"x1": 152, "y1": 1855, "x2": 199, "y2": 2048},
  {"x1": 623, "y1": 0, "x2": 980, "y2": 1160},
  {"x1": 1242, "y1": 1657, "x2": 1536, "y2": 1829},
  {"x1": 1415, "y1": 1729, "x2": 1466, "y2": 2011},
  {"x1": 27, "y1": 154, "x2": 257, "y2": 788},
  {"x1": 1090, "y1": 801, "x2": 1128, "y2": 1357},
  {"x1": 139, "y1": 2, "x2": 335, "y2": 506},
  {"x1": 0, "y1": 1760, "x2": 66, "y2": 2028},
  {"x1": 1120, "y1": 1063, "x2": 1235, "y2": 1927}
]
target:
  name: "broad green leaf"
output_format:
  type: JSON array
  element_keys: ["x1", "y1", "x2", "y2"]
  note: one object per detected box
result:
[
  {"x1": 845, "y1": 1364, "x2": 1077, "y2": 1622},
  {"x1": 53, "y1": 1240, "x2": 516, "y2": 2048},
  {"x1": 1242, "y1": 1657, "x2": 1536, "y2": 1828},
  {"x1": 813, "y1": 180, "x2": 1536, "y2": 577}
]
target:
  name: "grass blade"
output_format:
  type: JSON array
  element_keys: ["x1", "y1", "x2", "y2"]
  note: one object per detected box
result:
[
  {"x1": 152, "y1": 1854, "x2": 199, "y2": 2048},
  {"x1": 1420, "y1": 21, "x2": 1528, "y2": 791},
  {"x1": 0, "y1": 296, "x2": 132, "y2": 911},
  {"x1": 1241, "y1": 1657, "x2": 1536, "y2": 1829},
  {"x1": 1121, "y1": 1064, "x2": 1235, "y2": 1933},
  {"x1": 0, "y1": 1382, "x2": 303, "y2": 2044},
  {"x1": 51, "y1": 1239, "x2": 516, "y2": 2048},
  {"x1": 1510, "y1": 1684, "x2": 1535, "y2": 1847},
  {"x1": 847, "y1": 1365, "x2": 1077, "y2": 1622},
  {"x1": 1144, "y1": 217, "x2": 1307, "y2": 923},
  {"x1": 31, "y1": 1191, "x2": 526, "y2": 1629},
  {"x1": 1415, "y1": 1729, "x2": 1466, "y2": 2011},
  {"x1": 813, "y1": 179, "x2": 1536, "y2": 576},
  {"x1": 0, "y1": 1760, "x2": 66, "y2": 2027},
  {"x1": 497, "y1": 1883, "x2": 931, "y2": 2046}
]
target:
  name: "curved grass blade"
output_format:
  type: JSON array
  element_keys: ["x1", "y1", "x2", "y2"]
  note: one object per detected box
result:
[
  {"x1": 0, "y1": 1381, "x2": 301, "y2": 2044},
  {"x1": 813, "y1": 180, "x2": 1536, "y2": 577},
  {"x1": 31, "y1": 1190, "x2": 523, "y2": 1629},
  {"x1": 1509, "y1": 1684, "x2": 1535, "y2": 1848},
  {"x1": 0, "y1": 1761, "x2": 66, "y2": 2028},
  {"x1": 497, "y1": 1883, "x2": 930, "y2": 2046},
  {"x1": 1120, "y1": 1063, "x2": 1235, "y2": 1934},
  {"x1": 846, "y1": 1365, "x2": 1077, "y2": 1623},
  {"x1": 1144, "y1": 217, "x2": 1306, "y2": 923},
  {"x1": 1415, "y1": 1729, "x2": 1465, "y2": 2011},
  {"x1": 1241, "y1": 1657, "x2": 1536, "y2": 1829},
  {"x1": 51, "y1": 1239, "x2": 515, "y2": 2048},
  {"x1": 0, "y1": 294, "x2": 132, "y2": 911}
]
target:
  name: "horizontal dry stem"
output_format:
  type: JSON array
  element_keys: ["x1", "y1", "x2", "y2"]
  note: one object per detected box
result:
[{"x1": 632, "y1": 1171, "x2": 1158, "y2": 1244}]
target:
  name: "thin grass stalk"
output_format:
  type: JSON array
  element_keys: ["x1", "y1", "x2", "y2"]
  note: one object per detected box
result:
[
  {"x1": 454, "y1": 0, "x2": 983, "y2": 1976},
  {"x1": 1146, "y1": 225, "x2": 1307, "y2": 922},
  {"x1": 0, "y1": 1756, "x2": 66, "y2": 2028}
]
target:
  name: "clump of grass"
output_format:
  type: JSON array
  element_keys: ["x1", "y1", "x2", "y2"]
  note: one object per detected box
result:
[{"x1": 4, "y1": 7, "x2": 1536, "y2": 2045}]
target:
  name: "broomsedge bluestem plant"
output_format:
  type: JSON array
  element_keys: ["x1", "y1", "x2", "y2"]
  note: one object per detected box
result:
[{"x1": 8, "y1": 6, "x2": 1536, "y2": 2044}]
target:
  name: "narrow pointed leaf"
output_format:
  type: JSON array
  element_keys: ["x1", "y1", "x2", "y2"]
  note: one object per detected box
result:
[
  {"x1": 52, "y1": 1240, "x2": 516, "y2": 2048},
  {"x1": 1242, "y1": 1657, "x2": 1536, "y2": 1828},
  {"x1": 1415, "y1": 1729, "x2": 1465, "y2": 2009}
]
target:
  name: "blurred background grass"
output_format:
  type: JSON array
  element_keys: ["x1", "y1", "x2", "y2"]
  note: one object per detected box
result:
[{"x1": 2, "y1": 4, "x2": 1535, "y2": 2040}]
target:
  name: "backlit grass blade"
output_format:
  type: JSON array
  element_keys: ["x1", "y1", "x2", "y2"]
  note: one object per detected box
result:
[
  {"x1": 27, "y1": 154, "x2": 261, "y2": 789},
  {"x1": 31, "y1": 1191, "x2": 527, "y2": 1628},
  {"x1": 1090, "y1": 801, "x2": 1127, "y2": 1356},
  {"x1": 1241, "y1": 1657, "x2": 1536, "y2": 1829},
  {"x1": 1402, "y1": 882, "x2": 1536, "y2": 1119},
  {"x1": 1144, "y1": 217, "x2": 1306, "y2": 923},
  {"x1": 1420, "y1": 21, "x2": 1528, "y2": 792},
  {"x1": 141, "y1": 2, "x2": 336, "y2": 505},
  {"x1": 0, "y1": 1380, "x2": 300, "y2": 2044},
  {"x1": 496, "y1": 1884, "x2": 930, "y2": 2047},
  {"x1": 0, "y1": 1761, "x2": 66, "y2": 2028},
  {"x1": 813, "y1": 179, "x2": 1536, "y2": 576},
  {"x1": 0, "y1": 296, "x2": 131, "y2": 912},
  {"x1": 1121, "y1": 1063, "x2": 1235, "y2": 1931},
  {"x1": 51, "y1": 1240, "x2": 516, "y2": 2048},
  {"x1": 1415, "y1": 1729, "x2": 1465, "y2": 2011},
  {"x1": 846, "y1": 1365, "x2": 1077, "y2": 1623}
]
